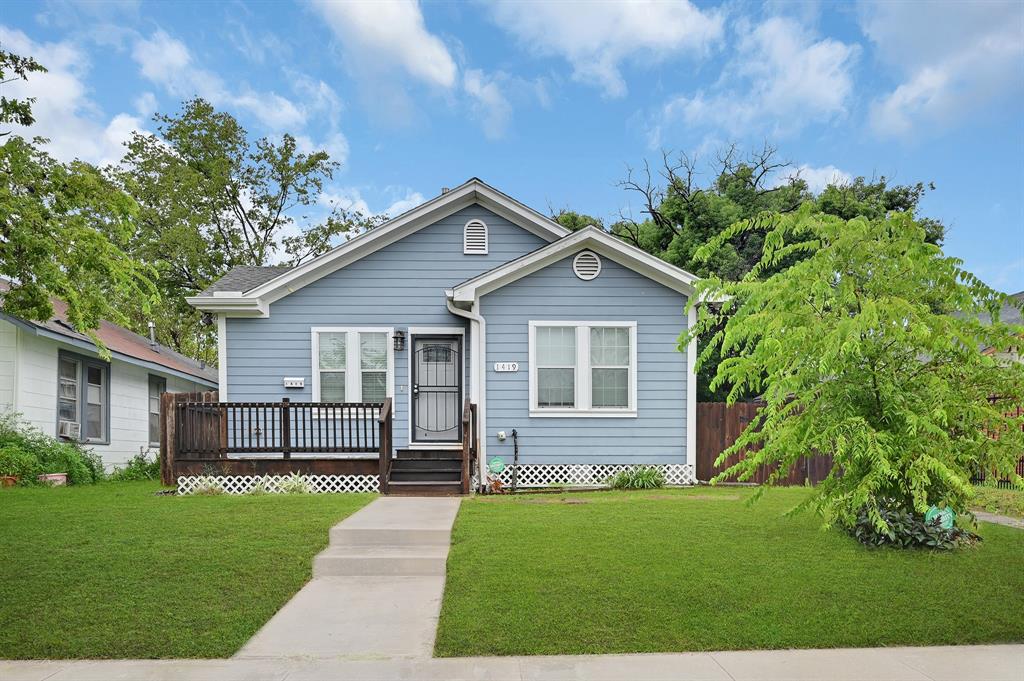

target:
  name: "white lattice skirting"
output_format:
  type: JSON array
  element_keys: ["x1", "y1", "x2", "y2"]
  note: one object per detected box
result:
[
  {"x1": 495, "y1": 463, "x2": 696, "y2": 488},
  {"x1": 177, "y1": 474, "x2": 379, "y2": 495}
]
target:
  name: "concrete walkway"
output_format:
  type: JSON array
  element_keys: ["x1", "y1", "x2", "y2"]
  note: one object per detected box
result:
[
  {"x1": 4, "y1": 645, "x2": 1021, "y2": 680},
  {"x1": 975, "y1": 510, "x2": 1024, "y2": 529},
  {"x1": 235, "y1": 496, "x2": 461, "y2": 660}
]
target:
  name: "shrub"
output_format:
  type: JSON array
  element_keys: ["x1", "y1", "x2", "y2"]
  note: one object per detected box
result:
[
  {"x1": 108, "y1": 452, "x2": 161, "y2": 481},
  {"x1": 847, "y1": 502, "x2": 981, "y2": 550},
  {"x1": 278, "y1": 472, "x2": 312, "y2": 494},
  {"x1": 0, "y1": 444, "x2": 41, "y2": 481},
  {"x1": 0, "y1": 412, "x2": 103, "y2": 485},
  {"x1": 608, "y1": 466, "x2": 666, "y2": 490}
]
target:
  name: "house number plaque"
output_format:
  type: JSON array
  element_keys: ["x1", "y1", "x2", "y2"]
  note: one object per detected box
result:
[{"x1": 493, "y1": 362, "x2": 519, "y2": 373}]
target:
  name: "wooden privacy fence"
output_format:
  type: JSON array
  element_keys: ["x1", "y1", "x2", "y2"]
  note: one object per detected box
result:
[{"x1": 695, "y1": 402, "x2": 834, "y2": 485}]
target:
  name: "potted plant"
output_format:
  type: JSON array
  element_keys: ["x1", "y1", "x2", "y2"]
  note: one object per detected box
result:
[{"x1": 0, "y1": 444, "x2": 36, "y2": 487}]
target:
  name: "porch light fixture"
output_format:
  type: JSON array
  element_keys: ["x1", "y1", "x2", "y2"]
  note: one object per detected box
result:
[{"x1": 392, "y1": 329, "x2": 406, "y2": 351}]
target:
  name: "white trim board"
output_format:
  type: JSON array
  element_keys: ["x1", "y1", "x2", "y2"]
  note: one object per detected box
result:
[
  {"x1": 527, "y1": 320, "x2": 638, "y2": 418},
  {"x1": 217, "y1": 315, "x2": 228, "y2": 400},
  {"x1": 449, "y1": 226, "x2": 704, "y2": 303}
]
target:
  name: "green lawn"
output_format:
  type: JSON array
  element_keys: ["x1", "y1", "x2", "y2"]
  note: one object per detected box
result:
[
  {"x1": 435, "y1": 487, "x2": 1024, "y2": 657},
  {"x1": 971, "y1": 485, "x2": 1024, "y2": 518},
  {"x1": 0, "y1": 482, "x2": 373, "y2": 659}
]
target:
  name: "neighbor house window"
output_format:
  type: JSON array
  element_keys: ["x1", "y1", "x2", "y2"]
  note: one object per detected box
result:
[
  {"x1": 528, "y1": 321, "x2": 636, "y2": 417},
  {"x1": 57, "y1": 351, "x2": 109, "y2": 443},
  {"x1": 148, "y1": 375, "x2": 167, "y2": 446},
  {"x1": 312, "y1": 328, "x2": 393, "y2": 403}
]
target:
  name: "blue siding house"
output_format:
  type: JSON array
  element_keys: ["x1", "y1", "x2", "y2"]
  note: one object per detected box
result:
[{"x1": 186, "y1": 179, "x2": 701, "y2": 493}]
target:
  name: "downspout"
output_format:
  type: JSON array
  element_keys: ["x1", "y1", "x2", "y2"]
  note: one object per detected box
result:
[{"x1": 446, "y1": 296, "x2": 487, "y2": 490}]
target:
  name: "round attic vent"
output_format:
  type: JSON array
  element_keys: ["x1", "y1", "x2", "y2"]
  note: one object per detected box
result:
[{"x1": 572, "y1": 250, "x2": 602, "y2": 281}]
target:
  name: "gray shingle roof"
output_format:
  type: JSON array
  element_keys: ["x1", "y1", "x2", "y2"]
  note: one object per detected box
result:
[{"x1": 198, "y1": 266, "x2": 292, "y2": 296}]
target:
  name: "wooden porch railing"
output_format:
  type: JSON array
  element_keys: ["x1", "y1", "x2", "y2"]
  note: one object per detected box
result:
[
  {"x1": 461, "y1": 398, "x2": 478, "y2": 494},
  {"x1": 378, "y1": 397, "x2": 393, "y2": 495},
  {"x1": 174, "y1": 398, "x2": 385, "y2": 458}
]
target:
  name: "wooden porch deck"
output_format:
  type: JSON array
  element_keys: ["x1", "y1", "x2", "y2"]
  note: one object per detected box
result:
[{"x1": 160, "y1": 392, "x2": 477, "y2": 495}]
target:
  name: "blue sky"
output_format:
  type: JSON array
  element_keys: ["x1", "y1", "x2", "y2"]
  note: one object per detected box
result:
[{"x1": 3, "y1": 0, "x2": 1022, "y2": 291}]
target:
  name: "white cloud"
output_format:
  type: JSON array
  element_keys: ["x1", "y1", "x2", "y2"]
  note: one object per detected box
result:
[
  {"x1": 647, "y1": 17, "x2": 858, "y2": 145},
  {"x1": 860, "y1": 1, "x2": 1024, "y2": 137},
  {"x1": 0, "y1": 26, "x2": 143, "y2": 165},
  {"x1": 133, "y1": 91, "x2": 158, "y2": 118},
  {"x1": 463, "y1": 69, "x2": 512, "y2": 140},
  {"x1": 294, "y1": 132, "x2": 349, "y2": 166},
  {"x1": 786, "y1": 164, "x2": 852, "y2": 193},
  {"x1": 131, "y1": 30, "x2": 306, "y2": 130},
  {"x1": 486, "y1": 0, "x2": 724, "y2": 97},
  {"x1": 309, "y1": 0, "x2": 456, "y2": 89},
  {"x1": 321, "y1": 186, "x2": 426, "y2": 219}
]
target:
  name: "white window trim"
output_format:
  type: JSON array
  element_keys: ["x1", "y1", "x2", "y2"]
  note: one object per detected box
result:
[
  {"x1": 463, "y1": 218, "x2": 489, "y2": 255},
  {"x1": 528, "y1": 321, "x2": 637, "y2": 418},
  {"x1": 310, "y1": 327, "x2": 395, "y2": 405}
]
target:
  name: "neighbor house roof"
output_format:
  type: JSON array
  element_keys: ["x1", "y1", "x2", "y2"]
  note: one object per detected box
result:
[
  {"x1": 0, "y1": 280, "x2": 218, "y2": 386},
  {"x1": 447, "y1": 225, "x2": 705, "y2": 303},
  {"x1": 187, "y1": 178, "x2": 571, "y2": 317}
]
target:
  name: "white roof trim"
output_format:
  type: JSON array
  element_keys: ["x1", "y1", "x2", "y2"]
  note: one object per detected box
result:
[
  {"x1": 189, "y1": 179, "x2": 568, "y2": 315},
  {"x1": 448, "y1": 226, "x2": 704, "y2": 302},
  {"x1": 184, "y1": 295, "x2": 269, "y2": 317}
]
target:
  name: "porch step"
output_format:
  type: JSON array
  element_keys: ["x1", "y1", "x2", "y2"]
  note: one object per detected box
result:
[
  {"x1": 390, "y1": 457, "x2": 461, "y2": 471},
  {"x1": 386, "y1": 480, "x2": 464, "y2": 496},
  {"x1": 389, "y1": 469, "x2": 462, "y2": 483},
  {"x1": 395, "y1": 448, "x2": 463, "y2": 460},
  {"x1": 312, "y1": 544, "x2": 449, "y2": 577}
]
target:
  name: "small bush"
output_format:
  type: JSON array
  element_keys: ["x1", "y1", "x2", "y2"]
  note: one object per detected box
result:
[
  {"x1": 278, "y1": 472, "x2": 312, "y2": 494},
  {"x1": 0, "y1": 412, "x2": 103, "y2": 485},
  {"x1": 847, "y1": 502, "x2": 981, "y2": 550},
  {"x1": 108, "y1": 452, "x2": 161, "y2": 481},
  {"x1": 607, "y1": 466, "x2": 666, "y2": 490},
  {"x1": 0, "y1": 444, "x2": 40, "y2": 480}
]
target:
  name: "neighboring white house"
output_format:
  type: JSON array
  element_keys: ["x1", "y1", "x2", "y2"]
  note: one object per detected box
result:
[{"x1": 0, "y1": 283, "x2": 217, "y2": 470}]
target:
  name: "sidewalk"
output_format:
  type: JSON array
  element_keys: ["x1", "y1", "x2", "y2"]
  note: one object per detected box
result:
[{"x1": 3, "y1": 645, "x2": 1021, "y2": 680}]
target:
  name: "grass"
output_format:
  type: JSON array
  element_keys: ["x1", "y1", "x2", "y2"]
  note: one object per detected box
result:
[
  {"x1": 971, "y1": 485, "x2": 1024, "y2": 518},
  {"x1": 0, "y1": 481, "x2": 373, "y2": 659},
  {"x1": 435, "y1": 486, "x2": 1024, "y2": 657}
]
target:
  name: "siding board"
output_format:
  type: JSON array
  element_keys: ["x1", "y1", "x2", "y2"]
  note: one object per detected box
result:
[{"x1": 481, "y1": 254, "x2": 689, "y2": 465}]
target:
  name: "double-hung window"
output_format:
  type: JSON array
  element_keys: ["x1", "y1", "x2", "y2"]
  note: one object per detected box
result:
[
  {"x1": 57, "y1": 351, "x2": 110, "y2": 443},
  {"x1": 529, "y1": 321, "x2": 636, "y2": 417},
  {"x1": 148, "y1": 375, "x2": 167, "y2": 446},
  {"x1": 312, "y1": 328, "x2": 393, "y2": 403}
]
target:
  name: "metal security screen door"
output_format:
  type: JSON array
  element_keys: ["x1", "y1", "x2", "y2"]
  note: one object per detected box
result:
[{"x1": 412, "y1": 336, "x2": 462, "y2": 443}]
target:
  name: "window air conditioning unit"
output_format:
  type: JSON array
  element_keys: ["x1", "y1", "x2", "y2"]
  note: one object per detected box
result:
[{"x1": 58, "y1": 420, "x2": 81, "y2": 440}]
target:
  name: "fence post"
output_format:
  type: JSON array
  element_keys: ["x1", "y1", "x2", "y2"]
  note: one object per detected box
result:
[
  {"x1": 159, "y1": 392, "x2": 177, "y2": 486},
  {"x1": 281, "y1": 398, "x2": 291, "y2": 460}
]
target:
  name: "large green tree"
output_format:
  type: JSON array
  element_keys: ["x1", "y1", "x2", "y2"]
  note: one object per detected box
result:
[
  {"x1": 1, "y1": 49, "x2": 45, "y2": 135},
  {"x1": 1, "y1": 50, "x2": 155, "y2": 353},
  {"x1": 113, "y1": 98, "x2": 382, "y2": 361},
  {"x1": 684, "y1": 203, "x2": 1024, "y2": 530},
  {"x1": 614, "y1": 145, "x2": 947, "y2": 400}
]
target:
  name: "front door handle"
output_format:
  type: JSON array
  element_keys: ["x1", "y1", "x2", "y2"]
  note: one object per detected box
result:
[{"x1": 412, "y1": 383, "x2": 419, "y2": 397}]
